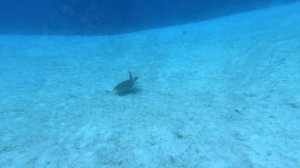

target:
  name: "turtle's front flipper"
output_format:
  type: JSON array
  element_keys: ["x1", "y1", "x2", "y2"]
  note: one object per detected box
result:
[
  {"x1": 132, "y1": 76, "x2": 138, "y2": 82},
  {"x1": 129, "y1": 72, "x2": 133, "y2": 80}
]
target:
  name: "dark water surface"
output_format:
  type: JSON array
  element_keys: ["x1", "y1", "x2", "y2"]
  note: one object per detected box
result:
[{"x1": 0, "y1": 0, "x2": 298, "y2": 35}]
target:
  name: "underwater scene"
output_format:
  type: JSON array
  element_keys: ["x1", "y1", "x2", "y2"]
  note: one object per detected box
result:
[{"x1": 0, "y1": 0, "x2": 300, "y2": 167}]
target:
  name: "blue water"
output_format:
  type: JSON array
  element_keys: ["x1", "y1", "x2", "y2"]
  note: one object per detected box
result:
[
  {"x1": 0, "y1": 1, "x2": 300, "y2": 168},
  {"x1": 0, "y1": 0, "x2": 298, "y2": 34}
]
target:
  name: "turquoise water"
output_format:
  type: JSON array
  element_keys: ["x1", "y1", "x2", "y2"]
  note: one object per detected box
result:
[{"x1": 0, "y1": 1, "x2": 300, "y2": 168}]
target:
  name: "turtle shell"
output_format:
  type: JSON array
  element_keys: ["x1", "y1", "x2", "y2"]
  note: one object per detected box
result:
[
  {"x1": 114, "y1": 79, "x2": 135, "y2": 93},
  {"x1": 113, "y1": 72, "x2": 138, "y2": 94}
]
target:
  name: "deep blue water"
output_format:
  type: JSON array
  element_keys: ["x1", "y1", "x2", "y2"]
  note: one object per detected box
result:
[{"x1": 0, "y1": 0, "x2": 298, "y2": 35}]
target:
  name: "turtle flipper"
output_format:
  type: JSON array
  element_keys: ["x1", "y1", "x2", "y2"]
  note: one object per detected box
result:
[{"x1": 129, "y1": 72, "x2": 133, "y2": 80}]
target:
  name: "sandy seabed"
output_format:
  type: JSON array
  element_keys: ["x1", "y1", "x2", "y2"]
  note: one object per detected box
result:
[{"x1": 0, "y1": 2, "x2": 300, "y2": 168}]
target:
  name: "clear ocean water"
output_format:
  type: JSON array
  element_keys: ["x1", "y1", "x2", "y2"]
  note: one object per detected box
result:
[{"x1": 0, "y1": 0, "x2": 299, "y2": 167}]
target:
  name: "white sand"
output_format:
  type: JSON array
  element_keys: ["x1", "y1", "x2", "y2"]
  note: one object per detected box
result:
[{"x1": 0, "y1": 2, "x2": 300, "y2": 168}]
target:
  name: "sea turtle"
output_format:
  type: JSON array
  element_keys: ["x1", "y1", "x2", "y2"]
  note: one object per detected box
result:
[{"x1": 113, "y1": 72, "x2": 138, "y2": 95}]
